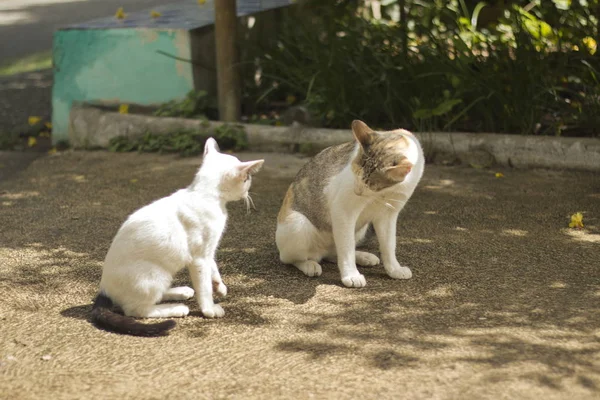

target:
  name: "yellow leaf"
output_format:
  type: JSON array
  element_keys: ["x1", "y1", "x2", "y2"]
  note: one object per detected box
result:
[
  {"x1": 150, "y1": 10, "x2": 162, "y2": 18},
  {"x1": 569, "y1": 212, "x2": 584, "y2": 229},
  {"x1": 286, "y1": 95, "x2": 296, "y2": 105},
  {"x1": 119, "y1": 104, "x2": 129, "y2": 114},
  {"x1": 115, "y1": 7, "x2": 126, "y2": 19},
  {"x1": 28, "y1": 116, "x2": 41, "y2": 126},
  {"x1": 39, "y1": 131, "x2": 51, "y2": 138},
  {"x1": 130, "y1": 179, "x2": 138, "y2": 183},
  {"x1": 45, "y1": 122, "x2": 52, "y2": 129},
  {"x1": 583, "y1": 37, "x2": 597, "y2": 55},
  {"x1": 27, "y1": 137, "x2": 37, "y2": 147},
  {"x1": 275, "y1": 120, "x2": 283, "y2": 126},
  {"x1": 198, "y1": 0, "x2": 206, "y2": 4},
  {"x1": 495, "y1": 172, "x2": 504, "y2": 178},
  {"x1": 48, "y1": 148, "x2": 57, "y2": 155}
]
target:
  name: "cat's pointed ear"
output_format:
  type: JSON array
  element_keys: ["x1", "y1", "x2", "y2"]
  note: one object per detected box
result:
[
  {"x1": 385, "y1": 158, "x2": 413, "y2": 182},
  {"x1": 352, "y1": 120, "x2": 374, "y2": 147},
  {"x1": 237, "y1": 159, "x2": 264, "y2": 176},
  {"x1": 204, "y1": 137, "x2": 220, "y2": 156}
]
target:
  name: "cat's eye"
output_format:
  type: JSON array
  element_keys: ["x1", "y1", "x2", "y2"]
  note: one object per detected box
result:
[{"x1": 391, "y1": 160, "x2": 398, "y2": 166}]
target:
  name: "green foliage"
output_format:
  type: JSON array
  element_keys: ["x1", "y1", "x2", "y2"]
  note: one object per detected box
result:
[
  {"x1": 244, "y1": 0, "x2": 600, "y2": 136},
  {"x1": 0, "y1": 131, "x2": 21, "y2": 150},
  {"x1": 108, "y1": 125, "x2": 248, "y2": 156},
  {"x1": 154, "y1": 90, "x2": 217, "y2": 119}
]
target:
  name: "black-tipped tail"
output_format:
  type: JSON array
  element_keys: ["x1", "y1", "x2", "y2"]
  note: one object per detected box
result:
[{"x1": 91, "y1": 293, "x2": 176, "y2": 337}]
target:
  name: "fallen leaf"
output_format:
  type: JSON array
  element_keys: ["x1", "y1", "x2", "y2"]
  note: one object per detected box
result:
[
  {"x1": 39, "y1": 131, "x2": 51, "y2": 138},
  {"x1": 27, "y1": 137, "x2": 37, "y2": 147},
  {"x1": 119, "y1": 104, "x2": 129, "y2": 114},
  {"x1": 286, "y1": 95, "x2": 296, "y2": 105},
  {"x1": 45, "y1": 122, "x2": 52, "y2": 129},
  {"x1": 115, "y1": 7, "x2": 126, "y2": 19},
  {"x1": 150, "y1": 10, "x2": 162, "y2": 18},
  {"x1": 569, "y1": 212, "x2": 584, "y2": 229},
  {"x1": 28, "y1": 116, "x2": 41, "y2": 126},
  {"x1": 48, "y1": 148, "x2": 57, "y2": 155},
  {"x1": 130, "y1": 178, "x2": 138, "y2": 183},
  {"x1": 495, "y1": 172, "x2": 504, "y2": 178},
  {"x1": 41, "y1": 355, "x2": 52, "y2": 361},
  {"x1": 275, "y1": 120, "x2": 283, "y2": 126},
  {"x1": 198, "y1": 0, "x2": 206, "y2": 4}
]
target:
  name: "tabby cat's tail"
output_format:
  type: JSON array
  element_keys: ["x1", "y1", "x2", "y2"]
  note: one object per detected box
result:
[{"x1": 91, "y1": 293, "x2": 176, "y2": 337}]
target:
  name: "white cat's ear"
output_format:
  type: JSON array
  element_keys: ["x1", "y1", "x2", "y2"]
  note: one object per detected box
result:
[
  {"x1": 237, "y1": 159, "x2": 264, "y2": 175},
  {"x1": 351, "y1": 120, "x2": 374, "y2": 147},
  {"x1": 204, "y1": 137, "x2": 220, "y2": 156}
]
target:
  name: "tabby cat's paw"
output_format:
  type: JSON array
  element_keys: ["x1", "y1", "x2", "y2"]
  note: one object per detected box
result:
[
  {"x1": 215, "y1": 282, "x2": 227, "y2": 297},
  {"x1": 341, "y1": 273, "x2": 367, "y2": 288},
  {"x1": 387, "y1": 266, "x2": 412, "y2": 280},
  {"x1": 202, "y1": 304, "x2": 225, "y2": 318},
  {"x1": 296, "y1": 260, "x2": 322, "y2": 277},
  {"x1": 355, "y1": 251, "x2": 380, "y2": 267}
]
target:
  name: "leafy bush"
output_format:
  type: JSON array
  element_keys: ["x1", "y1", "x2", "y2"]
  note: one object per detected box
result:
[
  {"x1": 243, "y1": 0, "x2": 600, "y2": 136},
  {"x1": 154, "y1": 90, "x2": 218, "y2": 119},
  {"x1": 108, "y1": 124, "x2": 248, "y2": 156}
]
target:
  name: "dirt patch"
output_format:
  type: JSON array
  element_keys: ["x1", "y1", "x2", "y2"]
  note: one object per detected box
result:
[{"x1": 0, "y1": 150, "x2": 599, "y2": 399}]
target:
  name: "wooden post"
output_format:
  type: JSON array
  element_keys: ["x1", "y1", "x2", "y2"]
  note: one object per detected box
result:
[{"x1": 215, "y1": 0, "x2": 240, "y2": 121}]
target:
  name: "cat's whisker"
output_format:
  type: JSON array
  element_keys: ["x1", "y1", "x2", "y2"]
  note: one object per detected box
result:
[
  {"x1": 244, "y1": 194, "x2": 256, "y2": 214},
  {"x1": 248, "y1": 194, "x2": 256, "y2": 210},
  {"x1": 370, "y1": 195, "x2": 397, "y2": 211}
]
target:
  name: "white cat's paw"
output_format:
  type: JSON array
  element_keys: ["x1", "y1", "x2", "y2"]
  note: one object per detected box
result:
[
  {"x1": 341, "y1": 273, "x2": 367, "y2": 288},
  {"x1": 355, "y1": 252, "x2": 380, "y2": 267},
  {"x1": 387, "y1": 266, "x2": 412, "y2": 280},
  {"x1": 215, "y1": 282, "x2": 228, "y2": 297},
  {"x1": 172, "y1": 304, "x2": 190, "y2": 317},
  {"x1": 202, "y1": 304, "x2": 225, "y2": 319},
  {"x1": 296, "y1": 260, "x2": 322, "y2": 277},
  {"x1": 178, "y1": 287, "x2": 195, "y2": 299}
]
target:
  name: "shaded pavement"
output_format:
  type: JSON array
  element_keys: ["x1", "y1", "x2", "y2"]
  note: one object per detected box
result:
[{"x1": 0, "y1": 150, "x2": 599, "y2": 399}]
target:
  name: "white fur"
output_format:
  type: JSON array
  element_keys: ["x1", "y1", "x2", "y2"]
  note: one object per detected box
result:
[
  {"x1": 99, "y1": 138, "x2": 264, "y2": 319},
  {"x1": 276, "y1": 134, "x2": 424, "y2": 288}
]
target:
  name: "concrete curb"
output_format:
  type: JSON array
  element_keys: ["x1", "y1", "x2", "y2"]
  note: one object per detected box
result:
[{"x1": 69, "y1": 105, "x2": 600, "y2": 171}]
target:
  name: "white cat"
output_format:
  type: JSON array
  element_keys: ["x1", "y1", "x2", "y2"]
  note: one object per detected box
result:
[
  {"x1": 92, "y1": 138, "x2": 264, "y2": 336},
  {"x1": 276, "y1": 120, "x2": 424, "y2": 288}
]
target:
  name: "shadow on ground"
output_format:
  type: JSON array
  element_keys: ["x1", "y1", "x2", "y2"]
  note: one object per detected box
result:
[{"x1": 0, "y1": 150, "x2": 598, "y2": 399}]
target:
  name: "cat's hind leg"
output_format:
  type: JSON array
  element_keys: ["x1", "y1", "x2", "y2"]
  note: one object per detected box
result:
[
  {"x1": 276, "y1": 211, "x2": 324, "y2": 277},
  {"x1": 161, "y1": 286, "x2": 194, "y2": 301},
  {"x1": 324, "y1": 225, "x2": 380, "y2": 266}
]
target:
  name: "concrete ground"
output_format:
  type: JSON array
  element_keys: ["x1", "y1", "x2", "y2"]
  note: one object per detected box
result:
[{"x1": 0, "y1": 150, "x2": 599, "y2": 399}]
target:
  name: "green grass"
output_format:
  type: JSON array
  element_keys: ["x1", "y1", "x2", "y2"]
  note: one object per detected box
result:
[{"x1": 0, "y1": 51, "x2": 52, "y2": 77}]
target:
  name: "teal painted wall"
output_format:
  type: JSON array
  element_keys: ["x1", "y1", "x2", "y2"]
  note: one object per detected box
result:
[{"x1": 52, "y1": 28, "x2": 194, "y2": 143}]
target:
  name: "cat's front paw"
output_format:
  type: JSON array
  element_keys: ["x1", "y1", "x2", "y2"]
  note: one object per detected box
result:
[
  {"x1": 202, "y1": 304, "x2": 225, "y2": 318},
  {"x1": 355, "y1": 251, "x2": 380, "y2": 267},
  {"x1": 295, "y1": 260, "x2": 322, "y2": 277},
  {"x1": 387, "y1": 266, "x2": 412, "y2": 280},
  {"x1": 341, "y1": 273, "x2": 367, "y2": 288},
  {"x1": 215, "y1": 282, "x2": 227, "y2": 297}
]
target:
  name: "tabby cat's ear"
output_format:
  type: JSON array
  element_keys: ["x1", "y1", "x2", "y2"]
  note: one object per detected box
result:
[
  {"x1": 385, "y1": 158, "x2": 413, "y2": 182},
  {"x1": 204, "y1": 137, "x2": 220, "y2": 156},
  {"x1": 351, "y1": 120, "x2": 374, "y2": 147}
]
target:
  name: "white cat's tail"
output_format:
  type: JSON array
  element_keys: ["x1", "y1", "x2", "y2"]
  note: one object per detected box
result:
[{"x1": 91, "y1": 293, "x2": 176, "y2": 337}]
